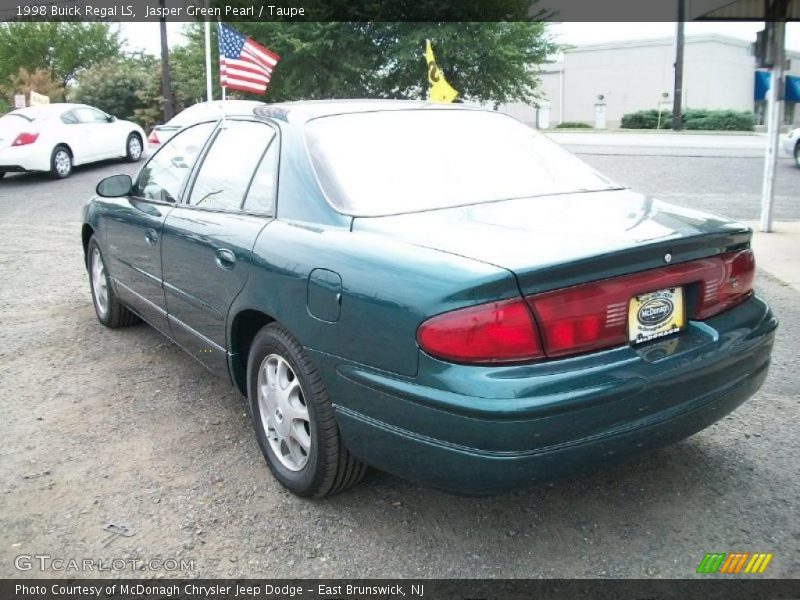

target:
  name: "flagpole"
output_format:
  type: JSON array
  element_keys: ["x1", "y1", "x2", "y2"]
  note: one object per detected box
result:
[{"x1": 204, "y1": 0, "x2": 212, "y2": 102}]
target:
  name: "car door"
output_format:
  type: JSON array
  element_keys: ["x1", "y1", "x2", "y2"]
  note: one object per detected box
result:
[
  {"x1": 73, "y1": 107, "x2": 119, "y2": 160},
  {"x1": 103, "y1": 122, "x2": 216, "y2": 336},
  {"x1": 160, "y1": 119, "x2": 279, "y2": 376}
]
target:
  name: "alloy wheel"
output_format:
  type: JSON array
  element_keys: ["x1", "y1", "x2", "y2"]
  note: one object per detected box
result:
[
  {"x1": 257, "y1": 354, "x2": 311, "y2": 471},
  {"x1": 91, "y1": 247, "x2": 109, "y2": 318},
  {"x1": 128, "y1": 136, "x2": 142, "y2": 160},
  {"x1": 55, "y1": 150, "x2": 71, "y2": 176}
]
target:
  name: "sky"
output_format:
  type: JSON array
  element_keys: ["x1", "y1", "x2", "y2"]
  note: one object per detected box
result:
[{"x1": 119, "y1": 21, "x2": 800, "y2": 57}]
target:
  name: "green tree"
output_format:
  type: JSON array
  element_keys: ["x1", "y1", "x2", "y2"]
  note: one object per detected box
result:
[
  {"x1": 179, "y1": 21, "x2": 556, "y2": 105},
  {"x1": 0, "y1": 22, "x2": 122, "y2": 86},
  {"x1": 68, "y1": 54, "x2": 159, "y2": 123}
]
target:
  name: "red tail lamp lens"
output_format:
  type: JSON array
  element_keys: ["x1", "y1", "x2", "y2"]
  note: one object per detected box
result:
[
  {"x1": 11, "y1": 132, "x2": 39, "y2": 146},
  {"x1": 417, "y1": 298, "x2": 544, "y2": 364},
  {"x1": 147, "y1": 130, "x2": 160, "y2": 144}
]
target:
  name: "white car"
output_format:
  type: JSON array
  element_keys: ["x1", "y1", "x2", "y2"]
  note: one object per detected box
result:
[
  {"x1": 0, "y1": 103, "x2": 145, "y2": 179},
  {"x1": 147, "y1": 100, "x2": 264, "y2": 148},
  {"x1": 782, "y1": 127, "x2": 799, "y2": 168}
]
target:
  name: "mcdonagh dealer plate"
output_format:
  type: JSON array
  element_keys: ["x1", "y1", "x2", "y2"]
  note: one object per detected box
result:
[{"x1": 628, "y1": 287, "x2": 685, "y2": 344}]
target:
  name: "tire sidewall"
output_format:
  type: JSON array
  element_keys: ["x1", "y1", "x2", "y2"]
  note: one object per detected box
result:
[
  {"x1": 87, "y1": 238, "x2": 112, "y2": 326},
  {"x1": 247, "y1": 328, "x2": 323, "y2": 495},
  {"x1": 51, "y1": 146, "x2": 72, "y2": 178}
]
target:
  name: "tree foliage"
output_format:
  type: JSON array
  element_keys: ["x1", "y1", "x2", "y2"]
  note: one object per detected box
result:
[
  {"x1": 0, "y1": 22, "x2": 121, "y2": 86},
  {"x1": 68, "y1": 54, "x2": 158, "y2": 123},
  {"x1": 2, "y1": 67, "x2": 65, "y2": 106},
  {"x1": 181, "y1": 21, "x2": 557, "y2": 104}
]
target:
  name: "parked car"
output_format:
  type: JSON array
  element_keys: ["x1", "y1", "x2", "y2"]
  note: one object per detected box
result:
[
  {"x1": 0, "y1": 103, "x2": 145, "y2": 179},
  {"x1": 147, "y1": 100, "x2": 264, "y2": 149},
  {"x1": 782, "y1": 127, "x2": 799, "y2": 168},
  {"x1": 82, "y1": 101, "x2": 778, "y2": 497}
]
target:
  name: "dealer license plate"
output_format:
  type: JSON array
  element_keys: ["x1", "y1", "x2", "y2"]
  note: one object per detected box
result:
[{"x1": 628, "y1": 287, "x2": 685, "y2": 344}]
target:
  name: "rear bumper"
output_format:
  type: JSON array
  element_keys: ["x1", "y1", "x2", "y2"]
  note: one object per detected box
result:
[
  {"x1": 0, "y1": 146, "x2": 47, "y2": 172},
  {"x1": 312, "y1": 294, "x2": 777, "y2": 495}
]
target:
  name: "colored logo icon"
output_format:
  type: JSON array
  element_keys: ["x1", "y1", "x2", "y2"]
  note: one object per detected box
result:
[{"x1": 697, "y1": 552, "x2": 773, "y2": 574}]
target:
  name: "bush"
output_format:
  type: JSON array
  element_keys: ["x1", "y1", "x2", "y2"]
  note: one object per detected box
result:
[
  {"x1": 620, "y1": 109, "x2": 672, "y2": 129},
  {"x1": 621, "y1": 108, "x2": 755, "y2": 131},
  {"x1": 556, "y1": 121, "x2": 592, "y2": 128},
  {"x1": 683, "y1": 109, "x2": 755, "y2": 131}
]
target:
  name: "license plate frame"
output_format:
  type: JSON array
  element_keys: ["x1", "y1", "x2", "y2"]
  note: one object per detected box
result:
[{"x1": 628, "y1": 287, "x2": 685, "y2": 345}]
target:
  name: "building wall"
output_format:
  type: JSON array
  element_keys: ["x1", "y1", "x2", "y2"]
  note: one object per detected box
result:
[{"x1": 499, "y1": 35, "x2": 800, "y2": 129}]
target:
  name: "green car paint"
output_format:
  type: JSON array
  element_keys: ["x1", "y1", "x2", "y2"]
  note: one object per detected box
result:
[{"x1": 83, "y1": 101, "x2": 777, "y2": 494}]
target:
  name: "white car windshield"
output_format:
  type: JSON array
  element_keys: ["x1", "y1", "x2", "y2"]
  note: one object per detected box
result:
[{"x1": 305, "y1": 109, "x2": 619, "y2": 217}]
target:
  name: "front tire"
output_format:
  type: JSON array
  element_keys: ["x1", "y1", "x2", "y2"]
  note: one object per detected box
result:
[
  {"x1": 87, "y1": 237, "x2": 139, "y2": 328},
  {"x1": 247, "y1": 323, "x2": 367, "y2": 497},
  {"x1": 125, "y1": 133, "x2": 143, "y2": 162},
  {"x1": 794, "y1": 142, "x2": 799, "y2": 169},
  {"x1": 50, "y1": 145, "x2": 72, "y2": 179}
]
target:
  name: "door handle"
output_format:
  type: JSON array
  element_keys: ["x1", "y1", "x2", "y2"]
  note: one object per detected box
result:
[
  {"x1": 144, "y1": 228, "x2": 158, "y2": 246},
  {"x1": 215, "y1": 248, "x2": 236, "y2": 270}
]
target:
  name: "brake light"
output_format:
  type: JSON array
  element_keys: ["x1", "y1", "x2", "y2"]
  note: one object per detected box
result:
[
  {"x1": 696, "y1": 249, "x2": 755, "y2": 319},
  {"x1": 11, "y1": 132, "x2": 39, "y2": 146},
  {"x1": 417, "y1": 298, "x2": 544, "y2": 363},
  {"x1": 148, "y1": 130, "x2": 160, "y2": 144},
  {"x1": 418, "y1": 250, "x2": 755, "y2": 364}
]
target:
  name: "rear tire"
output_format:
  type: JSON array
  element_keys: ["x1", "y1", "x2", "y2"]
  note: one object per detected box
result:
[
  {"x1": 87, "y1": 237, "x2": 139, "y2": 328},
  {"x1": 794, "y1": 142, "x2": 799, "y2": 169},
  {"x1": 247, "y1": 323, "x2": 367, "y2": 497},
  {"x1": 50, "y1": 145, "x2": 72, "y2": 179},
  {"x1": 125, "y1": 133, "x2": 143, "y2": 162}
]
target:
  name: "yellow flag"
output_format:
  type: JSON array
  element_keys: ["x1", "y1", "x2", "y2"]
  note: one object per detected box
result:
[{"x1": 425, "y1": 40, "x2": 458, "y2": 103}]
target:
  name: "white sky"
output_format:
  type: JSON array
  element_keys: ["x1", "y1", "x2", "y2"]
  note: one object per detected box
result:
[{"x1": 119, "y1": 21, "x2": 800, "y2": 56}]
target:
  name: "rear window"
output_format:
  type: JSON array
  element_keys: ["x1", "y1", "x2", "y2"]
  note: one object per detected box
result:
[{"x1": 305, "y1": 109, "x2": 617, "y2": 217}]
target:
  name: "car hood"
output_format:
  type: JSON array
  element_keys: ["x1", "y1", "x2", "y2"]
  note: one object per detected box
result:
[{"x1": 351, "y1": 189, "x2": 752, "y2": 295}]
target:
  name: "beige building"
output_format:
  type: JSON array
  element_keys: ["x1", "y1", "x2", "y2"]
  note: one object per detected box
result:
[{"x1": 501, "y1": 34, "x2": 800, "y2": 129}]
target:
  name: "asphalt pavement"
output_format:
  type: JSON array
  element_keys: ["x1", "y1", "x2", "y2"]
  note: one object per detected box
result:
[{"x1": 0, "y1": 140, "x2": 798, "y2": 579}]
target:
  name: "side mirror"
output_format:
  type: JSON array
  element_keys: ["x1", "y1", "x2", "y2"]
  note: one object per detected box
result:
[
  {"x1": 106, "y1": 115, "x2": 117, "y2": 123},
  {"x1": 96, "y1": 174, "x2": 132, "y2": 197}
]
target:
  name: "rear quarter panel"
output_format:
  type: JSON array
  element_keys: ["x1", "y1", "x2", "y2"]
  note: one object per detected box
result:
[{"x1": 230, "y1": 220, "x2": 519, "y2": 377}]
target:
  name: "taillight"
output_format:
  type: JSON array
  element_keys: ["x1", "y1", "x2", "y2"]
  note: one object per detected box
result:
[
  {"x1": 418, "y1": 250, "x2": 755, "y2": 364},
  {"x1": 148, "y1": 130, "x2": 160, "y2": 144},
  {"x1": 11, "y1": 132, "x2": 39, "y2": 146},
  {"x1": 696, "y1": 249, "x2": 755, "y2": 319},
  {"x1": 417, "y1": 298, "x2": 544, "y2": 364}
]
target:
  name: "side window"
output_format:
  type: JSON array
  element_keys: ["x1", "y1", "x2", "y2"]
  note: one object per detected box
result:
[
  {"x1": 243, "y1": 140, "x2": 279, "y2": 215},
  {"x1": 188, "y1": 121, "x2": 275, "y2": 211},
  {"x1": 61, "y1": 111, "x2": 78, "y2": 125},
  {"x1": 135, "y1": 122, "x2": 215, "y2": 203},
  {"x1": 74, "y1": 107, "x2": 109, "y2": 123}
]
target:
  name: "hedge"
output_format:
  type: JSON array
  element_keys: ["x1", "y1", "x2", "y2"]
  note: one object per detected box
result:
[
  {"x1": 555, "y1": 121, "x2": 592, "y2": 129},
  {"x1": 621, "y1": 109, "x2": 755, "y2": 131}
]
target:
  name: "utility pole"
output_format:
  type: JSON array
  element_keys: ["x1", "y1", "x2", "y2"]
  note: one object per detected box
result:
[
  {"x1": 159, "y1": 0, "x2": 174, "y2": 121},
  {"x1": 672, "y1": 0, "x2": 685, "y2": 131},
  {"x1": 760, "y1": 14, "x2": 788, "y2": 233}
]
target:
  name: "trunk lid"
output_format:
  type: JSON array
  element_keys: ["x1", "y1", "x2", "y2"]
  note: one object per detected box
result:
[{"x1": 351, "y1": 189, "x2": 751, "y2": 295}]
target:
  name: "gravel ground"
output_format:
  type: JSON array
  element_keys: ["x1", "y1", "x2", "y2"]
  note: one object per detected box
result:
[{"x1": 0, "y1": 153, "x2": 798, "y2": 579}]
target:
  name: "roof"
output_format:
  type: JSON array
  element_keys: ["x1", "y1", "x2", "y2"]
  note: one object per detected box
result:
[{"x1": 254, "y1": 99, "x2": 478, "y2": 123}]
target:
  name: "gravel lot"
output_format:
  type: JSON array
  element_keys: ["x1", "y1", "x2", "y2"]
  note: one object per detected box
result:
[{"x1": 1, "y1": 149, "x2": 798, "y2": 579}]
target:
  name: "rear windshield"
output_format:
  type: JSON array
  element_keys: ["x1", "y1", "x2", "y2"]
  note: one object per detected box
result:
[{"x1": 305, "y1": 109, "x2": 618, "y2": 217}]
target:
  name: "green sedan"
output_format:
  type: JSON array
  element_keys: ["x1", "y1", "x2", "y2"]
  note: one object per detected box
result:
[{"x1": 81, "y1": 101, "x2": 777, "y2": 497}]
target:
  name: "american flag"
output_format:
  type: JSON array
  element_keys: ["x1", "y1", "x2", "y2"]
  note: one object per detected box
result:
[{"x1": 217, "y1": 22, "x2": 280, "y2": 94}]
